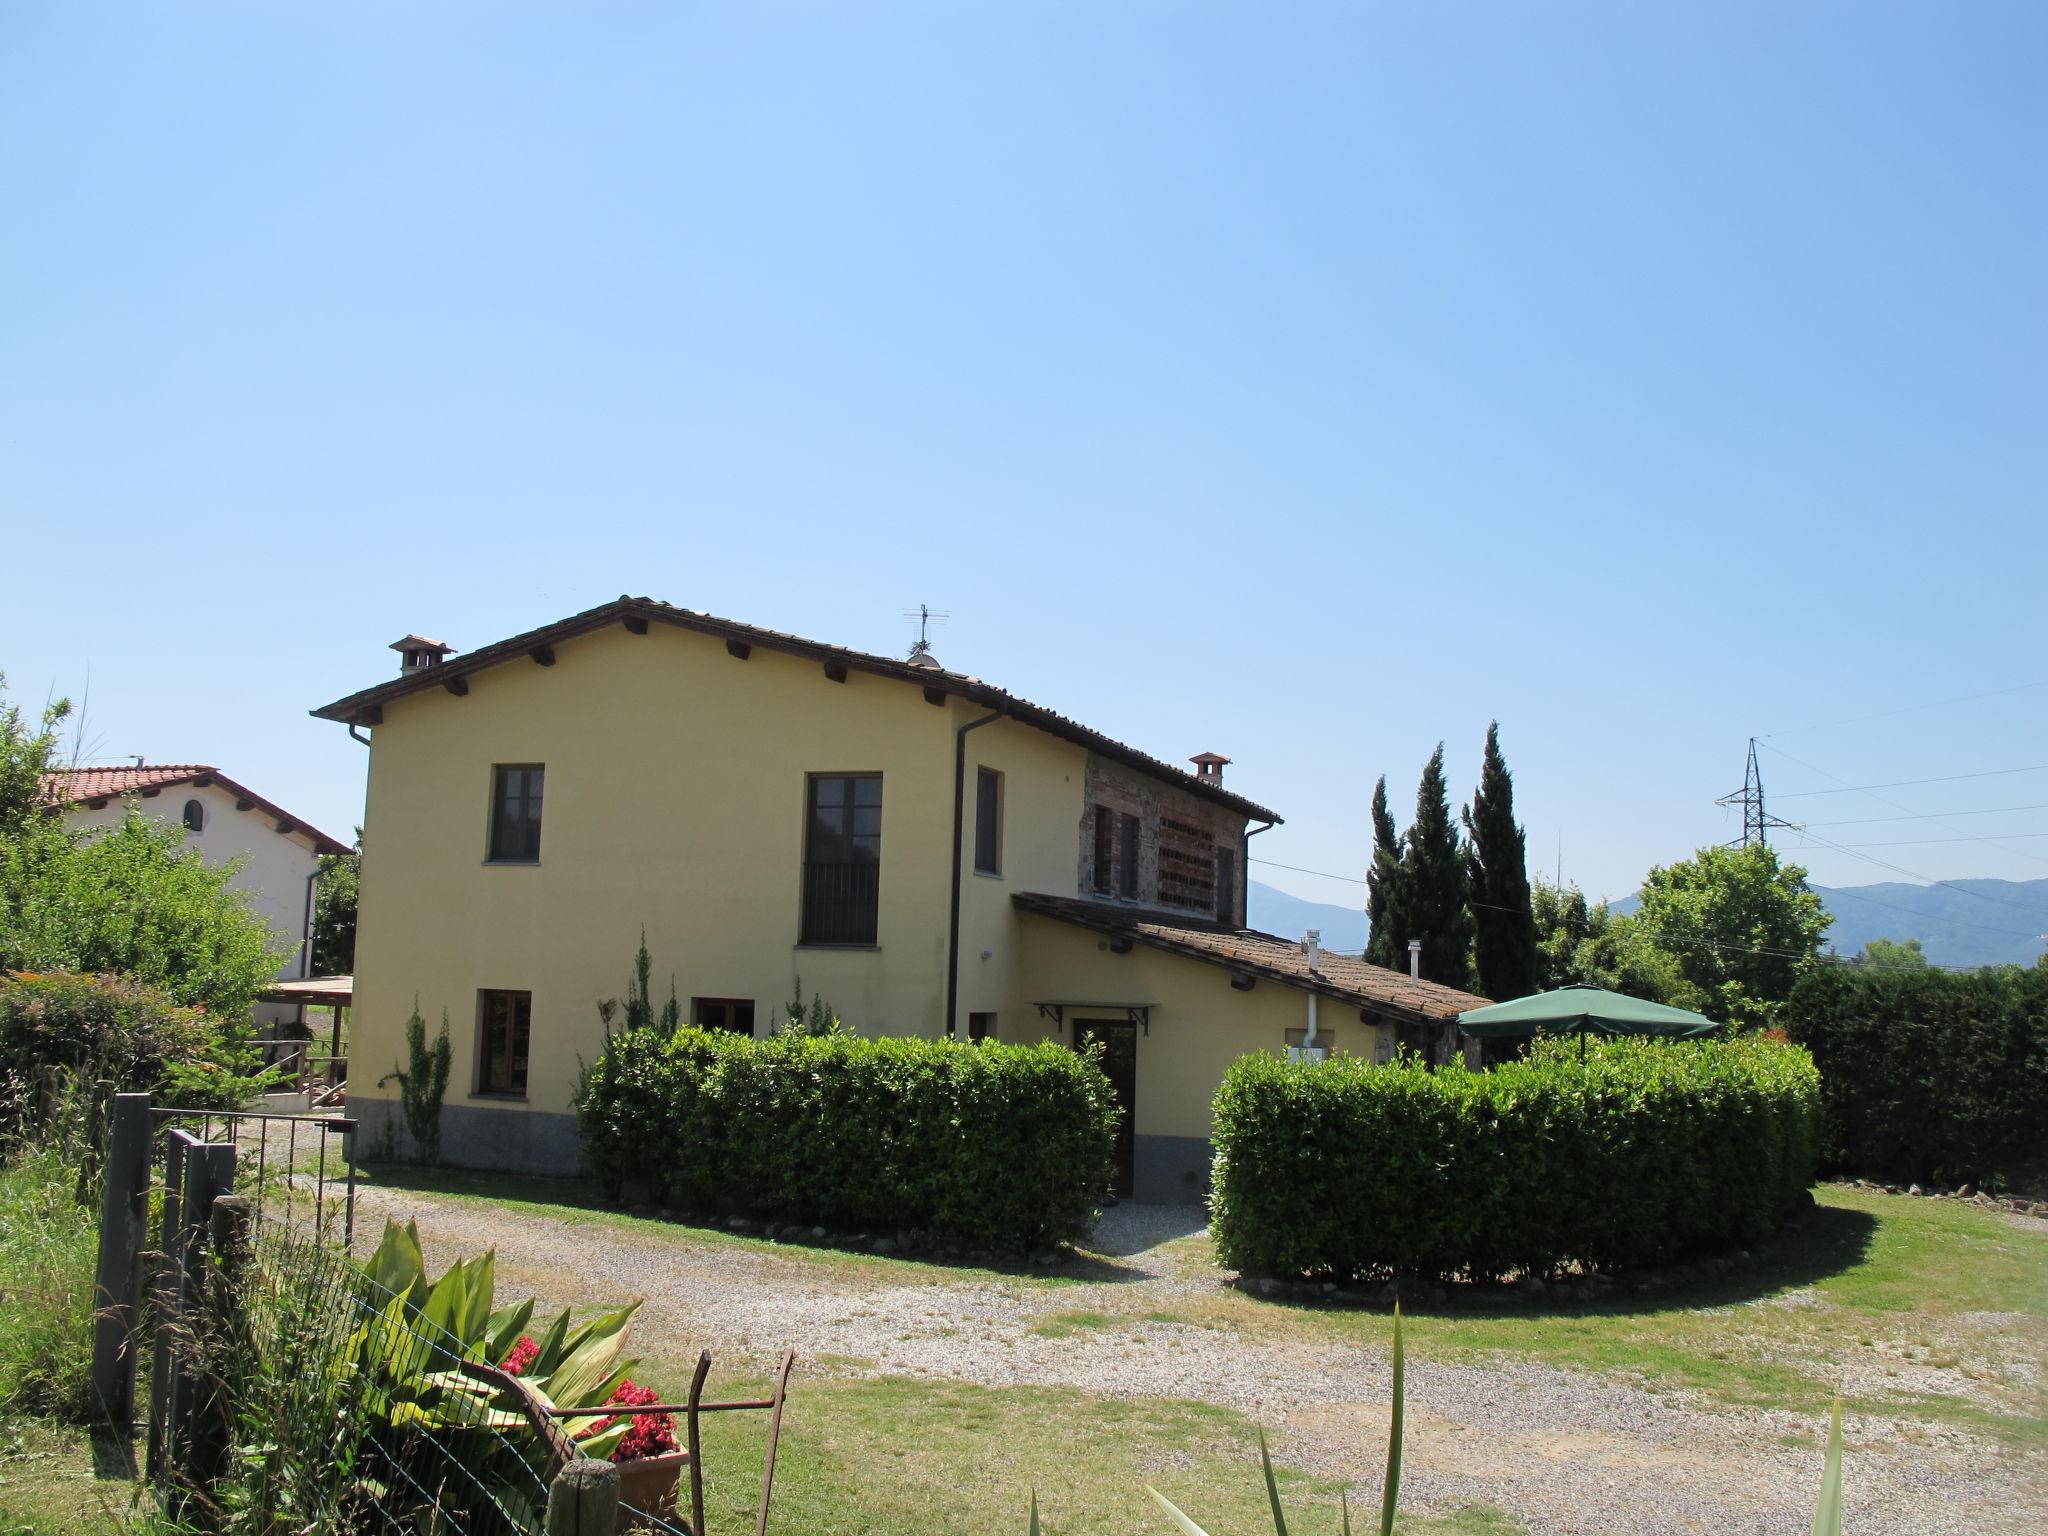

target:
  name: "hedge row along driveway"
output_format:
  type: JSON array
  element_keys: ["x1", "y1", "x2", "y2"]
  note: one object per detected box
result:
[
  {"x1": 1210, "y1": 1037, "x2": 1821, "y2": 1282},
  {"x1": 577, "y1": 1026, "x2": 1120, "y2": 1251}
]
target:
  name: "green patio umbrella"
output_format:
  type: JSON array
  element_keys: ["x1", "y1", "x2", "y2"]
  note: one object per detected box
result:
[{"x1": 1457, "y1": 984, "x2": 1719, "y2": 1056}]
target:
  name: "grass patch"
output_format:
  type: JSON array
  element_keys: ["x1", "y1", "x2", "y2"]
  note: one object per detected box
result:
[
  {"x1": 0, "y1": 1146, "x2": 97, "y2": 1423},
  {"x1": 650, "y1": 1370, "x2": 1506, "y2": 1536},
  {"x1": 1200, "y1": 1186, "x2": 2047, "y2": 1443},
  {"x1": 0, "y1": 1418, "x2": 131, "y2": 1535},
  {"x1": 1029, "y1": 1310, "x2": 1116, "y2": 1339}
]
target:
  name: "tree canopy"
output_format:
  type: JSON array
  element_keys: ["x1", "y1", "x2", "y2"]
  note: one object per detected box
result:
[
  {"x1": 1363, "y1": 775, "x2": 1406, "y2": 972},
  {"x1": 1630, "y1": 843, "x2": 1832, "y2": 1025},
  {"x1": 1463, "y1": 722, "x2": 1537, "y2": 1001},
  {"x1": 1398, "y1": 744, "x2": 1475, "y2": 989},
  {"x1": 0, "y1": 672, "x2": 287, "y2": 1019}
]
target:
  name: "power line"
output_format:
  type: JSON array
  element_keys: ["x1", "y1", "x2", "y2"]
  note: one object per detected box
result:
[
  {"x1": 1760, "y1": 678, "x2": 2048, "y2": 741},
  {"x1": 1770, "y1": 762, "x2": 2048, "y2": 799},
  {"x1": 1783, "y1": 827, "x2": 2048, "y2": 923},
  {"x1": 1759, "y1": 740, "x2": 2048, "y2": 884},
  {"x1": 1805, "y1": 800, "x2": 2048, "y2": 828},
  {"x1": 1834, "y1": 831, "x2": 2048, "y2": 849},
  {"x1": 1250, "y1": 855, "x2": 1364, "y2": 886}
]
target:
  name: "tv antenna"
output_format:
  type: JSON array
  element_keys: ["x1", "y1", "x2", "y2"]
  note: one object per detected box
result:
[
  {"x1": 901, "y1": 604, "x2": 950, "y2": 664},
  {"x1": 1716, "y1": 737, "x2": 1801, "y2": 847}
]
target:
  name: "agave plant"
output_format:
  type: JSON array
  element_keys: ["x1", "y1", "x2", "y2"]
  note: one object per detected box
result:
[{"x1": 345, "y1": 1218, "x2": 645, "y2": 1461}]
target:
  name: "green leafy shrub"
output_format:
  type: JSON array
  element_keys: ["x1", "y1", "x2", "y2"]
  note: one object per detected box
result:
[
  {"x1": 1785, "y1": 964, "x2": 2048, "y2": 1187},
  {"x1": 0, "y1": 810, "x2": 287, "y2": 1019},
  {"x1": 1210, "y1": 1036, "x2": 1820, "y2": 1281},
  {"x1": 0, "y1": 969, "x2": 278, "y2": 1110},
  {"x1": 577, "y1": 1026, "x2": 1119, "y2": 1250}
]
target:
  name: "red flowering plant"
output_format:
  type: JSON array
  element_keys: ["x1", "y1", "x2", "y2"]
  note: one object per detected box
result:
[
  {"x1": 576, "y1": 1378, "x2": 679, "y2": 1463},
  {"x1": 499, "y1": 1335, "x2": 541, "y2": 1377}
]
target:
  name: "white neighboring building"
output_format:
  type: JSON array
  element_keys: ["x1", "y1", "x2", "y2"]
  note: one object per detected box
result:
[{"x1": 45, "y1": 764, "x2": 351, "y2": 1027}]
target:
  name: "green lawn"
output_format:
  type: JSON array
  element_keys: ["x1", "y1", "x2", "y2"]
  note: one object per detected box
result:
[
  {"x1": 654, "y1": 1374, "x2": 1514, "y2": 1536},
  {"x1": 0, "y1": 1419, "x2": 130, "y2": 1536}
]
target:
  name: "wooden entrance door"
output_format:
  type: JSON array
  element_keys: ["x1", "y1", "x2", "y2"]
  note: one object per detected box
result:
[{"x1": 1073, "y1": 1018, "x2": 1137, "y2": 1198}]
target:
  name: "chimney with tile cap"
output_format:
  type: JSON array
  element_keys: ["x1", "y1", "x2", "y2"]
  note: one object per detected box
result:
[
  {"x1": 1190, "y1": 752, "x2": 1230, "y2": 785},
  {"x1": 390, "y1": 634, "x2": 455, "y2": 676}
]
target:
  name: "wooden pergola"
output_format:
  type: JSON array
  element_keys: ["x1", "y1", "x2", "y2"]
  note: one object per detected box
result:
[{"x1": 258, "y1": 974, "x2": 353, "y2": 1101}]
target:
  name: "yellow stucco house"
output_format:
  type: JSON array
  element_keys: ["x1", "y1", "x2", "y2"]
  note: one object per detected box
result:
[{"x1": 315, "y1": 596, "x2": 1483, "y2": 1201}]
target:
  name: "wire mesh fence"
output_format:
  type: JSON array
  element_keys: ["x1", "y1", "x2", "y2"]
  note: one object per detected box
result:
[{"x1": 164, "y1": 1213, "x2": 559, "y2": 1535}]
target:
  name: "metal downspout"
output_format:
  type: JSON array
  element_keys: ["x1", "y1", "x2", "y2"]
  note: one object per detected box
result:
[
  {"x1": 945, "y1": 709, "x2": 1003, "y2": 1037},
  {"x1": 1243, "y1": 819, "x2": 1274, "y2": 928}
]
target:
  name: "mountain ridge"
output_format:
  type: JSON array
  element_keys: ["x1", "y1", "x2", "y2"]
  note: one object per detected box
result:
[{"x1": 1251, "y1": 877, "x2": 2048, "y2": 970}]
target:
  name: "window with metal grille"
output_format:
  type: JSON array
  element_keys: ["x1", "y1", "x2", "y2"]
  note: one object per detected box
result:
[
  {"x1": 488, "y1": 764, "x2": 545, "y2": 863},
  {"x1": 1216, "y1": 847, "x2": 1236, "y2": 924},
  {"x1": 1118, "y1": 812, "x2": 1140, "y2": 898},
  {"x1": 478, "y1": 990, "x2": 531, "y2": 1095},
  {"x1": 1092, "y1": 806, "x2": 1116, "y2": 894},
  {"x1": 974, "y1": 767, "x2": 1002, "y2": 875},
  {"x1": 802, "y1": 774, "x2": 882, "y2": 945}
]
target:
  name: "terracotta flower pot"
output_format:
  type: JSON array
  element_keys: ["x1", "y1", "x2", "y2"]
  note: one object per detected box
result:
[{"x1": 614, "y1": 1449, "x2": 689, "y2": 1532}]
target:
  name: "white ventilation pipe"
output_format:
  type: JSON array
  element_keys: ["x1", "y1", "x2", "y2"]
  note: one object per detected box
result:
[
  {"x1": 1408, "y1": 939, "x2": 1421, "y2": 980},
  {"x1": 1302, "y1": 929, "x2": 1321, "y2": 1053}
]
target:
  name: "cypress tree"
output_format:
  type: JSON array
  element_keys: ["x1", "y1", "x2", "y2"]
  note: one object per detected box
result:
[
  {"x1": 1463, "y1": 721, "x2": 1538, "y2": 1002},
  {"x1": 1363, "y1": 775, "x2": 1406, "y2": 969},
  {"x1": 1399, "y1": 743, "x2": 1475, "y2": 988}
]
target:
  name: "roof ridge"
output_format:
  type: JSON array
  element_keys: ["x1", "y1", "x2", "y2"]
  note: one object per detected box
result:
[{"x1": 311, "y1": 595, "x2": 1284, "y2": 823}]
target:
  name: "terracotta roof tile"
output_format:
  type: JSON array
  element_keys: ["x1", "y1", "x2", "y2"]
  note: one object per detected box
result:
[
  {"x1": 43, "y1": 766, "x2": 352, "y2": 857},
  {"x1": 1012, "y1": 891, "x2": 1490, "y2": 1024},
  {"x1": 312, "y1": 595, "x2": 1282, "y2": 823}
]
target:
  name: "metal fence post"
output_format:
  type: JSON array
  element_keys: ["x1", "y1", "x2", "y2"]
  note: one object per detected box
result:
[
  {"x1": 157, "y1": 1138, "x2": 236, "y2": 1513},
  {"x1": 189, "y1": 1194, "x2": 254, "y2": 1512},
  {"x1": 90, "y1": 1092, "x2": 152, "y2": 1426},
  {"x1": 546, "y1": 1458, "x2": 620, "y2": 1536}
]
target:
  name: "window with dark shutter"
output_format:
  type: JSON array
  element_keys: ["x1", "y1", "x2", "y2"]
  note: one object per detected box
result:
[
  {"x1": 1118, "y1": 812, "x2": 1140, "y2": 898},
  {"x1": 488, "y1": 765, "x2": 545, "y2": 863},
  {"x1": 801, "y1": 773, "x2": 882, "y2": 944},
  {"x1": 1216, "y1": 847, "x2": 1236, "y2": 924},
  {"x1": 1092, "y1": 806, "x2": 1115, "y2": 893},
  {"x1": 478, "y1": 990, "x2": 531, "y2": 1095},
  {"x1": 974, "y1": 767, "x2": 1002, "y2": 875}
]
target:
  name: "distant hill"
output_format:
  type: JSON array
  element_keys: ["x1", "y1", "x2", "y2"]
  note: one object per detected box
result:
[
  {"x1": 1247, "y1": 880, "x2": 1368, "y2": 953},
  {"x1": 1611, "y1": 879, "x2": 2048, "y2": 970},
  {"x1": 1257, "y1": 876, "x2": 2048, "y2": 970}
]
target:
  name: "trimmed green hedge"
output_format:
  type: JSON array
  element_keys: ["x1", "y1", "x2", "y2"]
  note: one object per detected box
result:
[
  {"x1": 1210, "y1": 1037, "x2": 1820, "y2": 1282},
  {"x1": 576, "y1": 1027, "x2": 1120, "y2": 1250},
  {"x1": 1785, "y1": 965, "x2": 2048, "y2": 1188}
]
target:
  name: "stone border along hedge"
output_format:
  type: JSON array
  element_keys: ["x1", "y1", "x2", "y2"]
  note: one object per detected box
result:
[
  {"x1": 576, "y1": 1026, "x2": 1121, "y2": 1253},
  {"x1": 1209, "y1": 1036, "x2": 1822, "y2": 1284}
]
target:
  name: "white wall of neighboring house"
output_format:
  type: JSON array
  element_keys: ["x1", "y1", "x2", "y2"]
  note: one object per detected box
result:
[{"x1": 65, "y1": 783, "x2": 325, "y2": 1026}]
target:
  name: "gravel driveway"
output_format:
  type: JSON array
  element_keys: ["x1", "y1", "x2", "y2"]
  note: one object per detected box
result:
[{"x1": 349, "y1": 1185, "x2": 2045, "y2": 1536}]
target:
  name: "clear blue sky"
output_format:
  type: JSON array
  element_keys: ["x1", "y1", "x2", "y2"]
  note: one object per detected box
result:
[{"x1": 4, "y1": 3, "x2": 2044, "y2": 922}]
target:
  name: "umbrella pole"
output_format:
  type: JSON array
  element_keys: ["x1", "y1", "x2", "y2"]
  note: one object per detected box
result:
[{"x1": 1578, "y1": 1029, "x2": 1586, "y2": 1061}]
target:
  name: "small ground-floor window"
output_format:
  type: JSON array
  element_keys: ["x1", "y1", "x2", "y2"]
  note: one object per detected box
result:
[
  {"x1": 967, "y1": 1011, "x2": 996, "y2": 1042},
  {"x1": 478, "y1": 989, "x2": 531, "y2": 1096},
  {"x1": 694, "y1": 997, "x2": 756, "y2": 1035}
]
